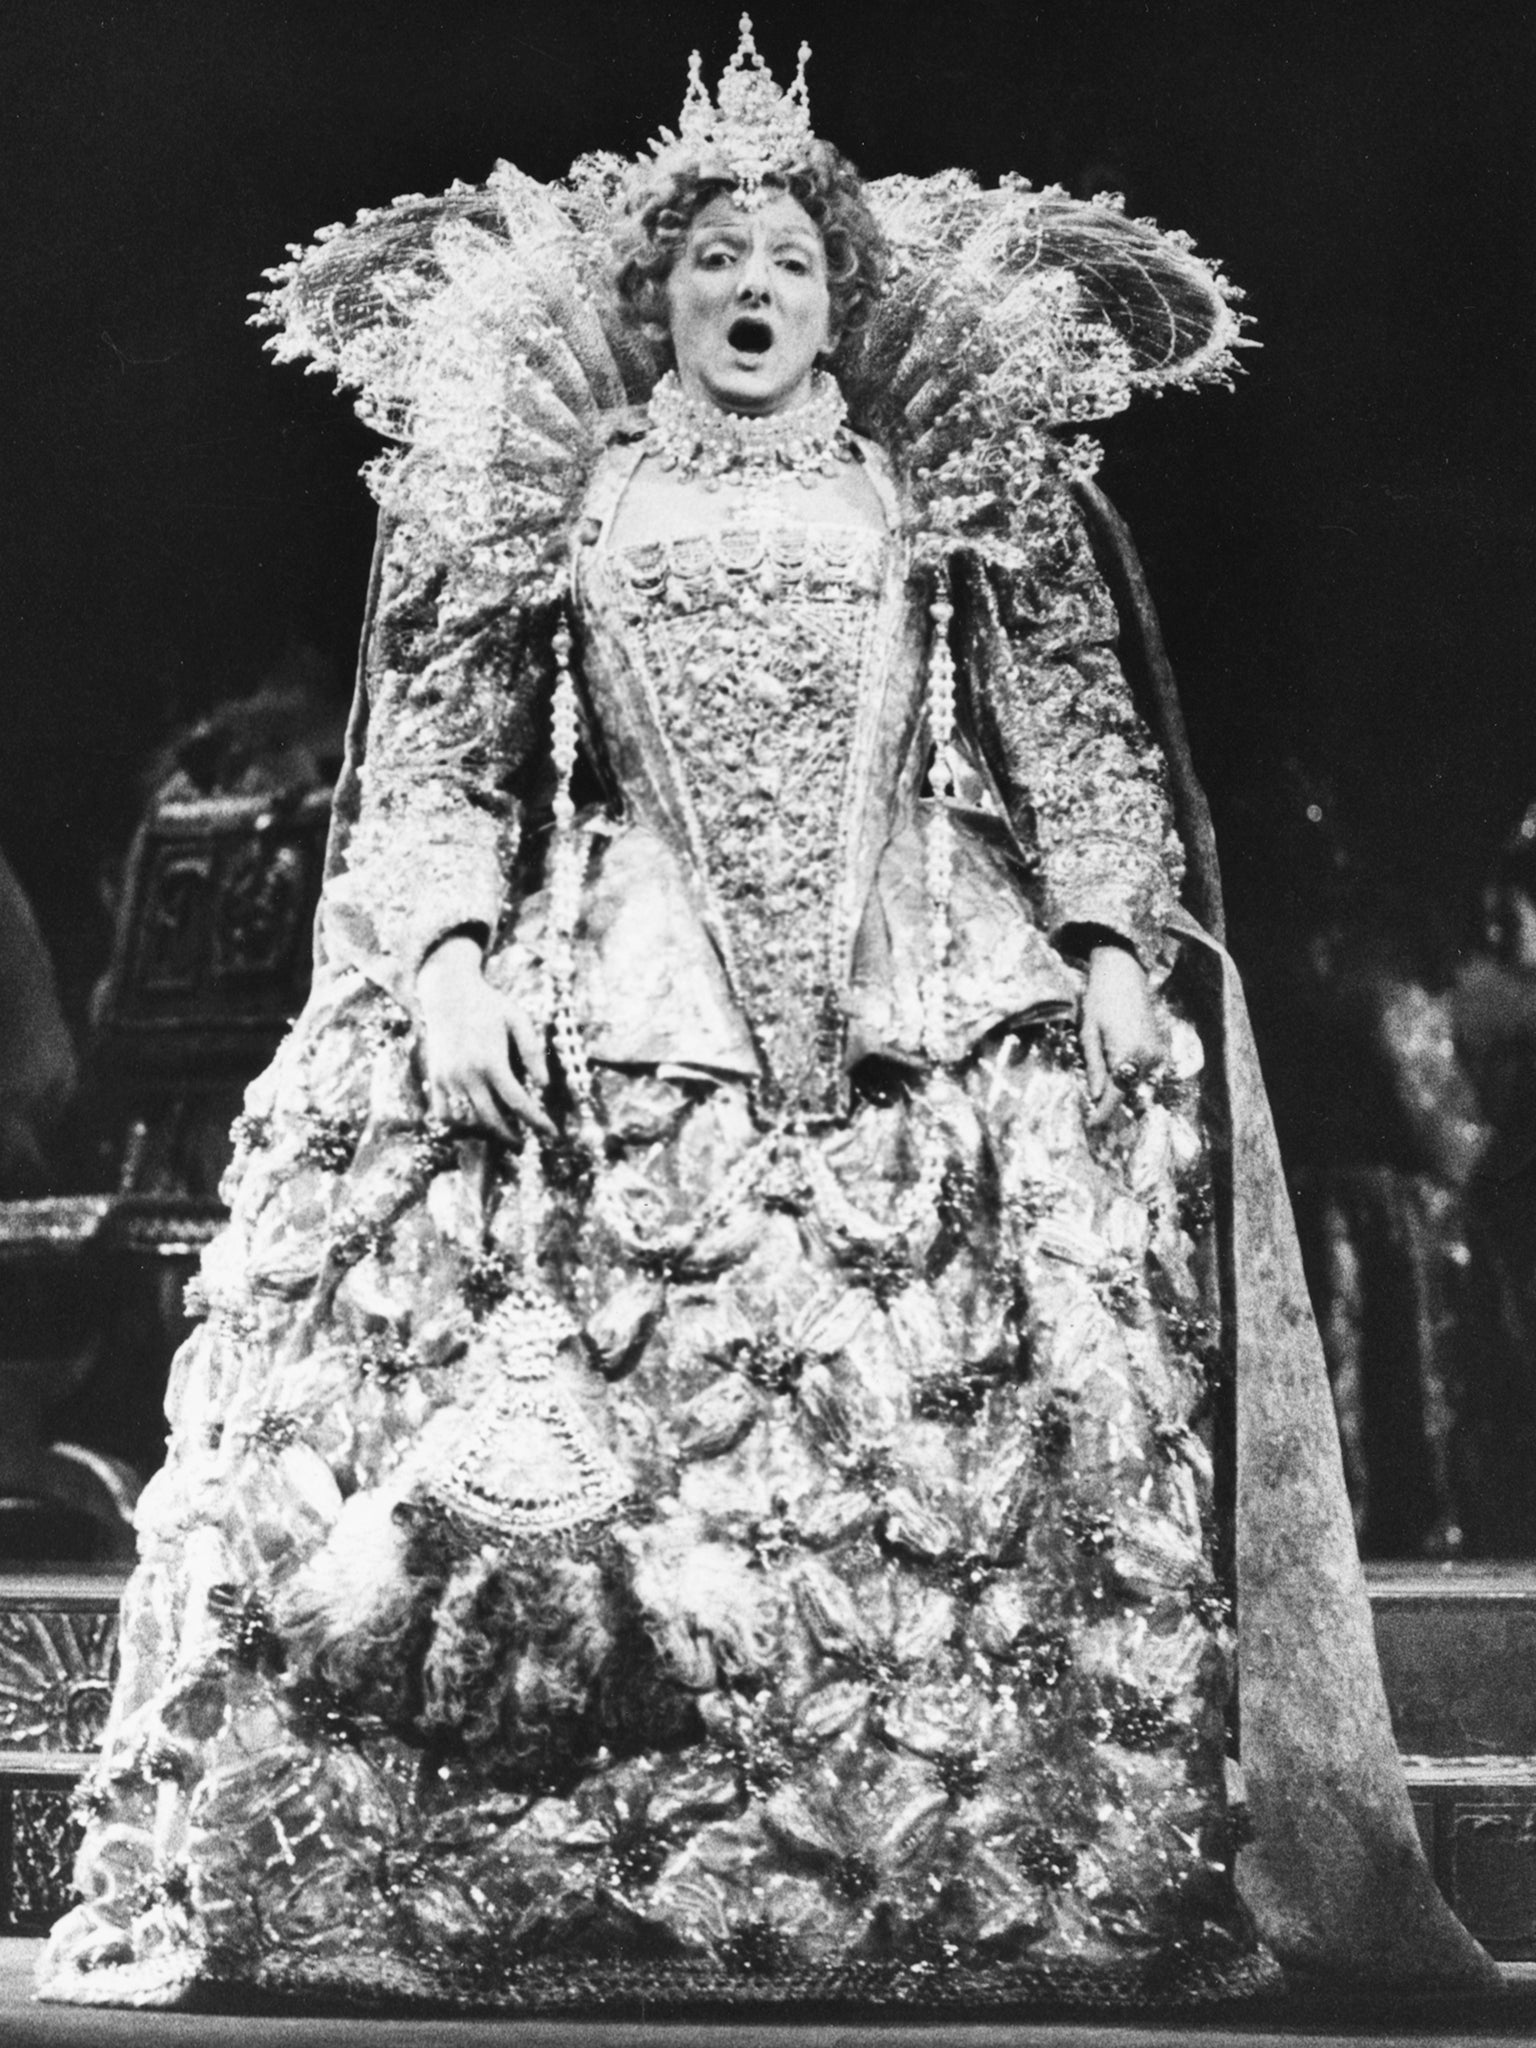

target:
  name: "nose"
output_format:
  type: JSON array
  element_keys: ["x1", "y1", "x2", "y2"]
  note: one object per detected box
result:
[{"x1": 735, "y1": 243, "x2": 772, "y2": 303}]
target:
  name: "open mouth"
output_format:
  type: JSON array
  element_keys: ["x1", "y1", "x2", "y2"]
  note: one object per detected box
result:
[{"x1": 727, "y1": 316, "x2": 774, "y2": 356}]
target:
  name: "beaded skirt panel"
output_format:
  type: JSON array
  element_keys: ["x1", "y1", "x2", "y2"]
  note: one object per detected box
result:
[{"x1": 38, "y1": 532, "x2": 1267, "y2": 2012}]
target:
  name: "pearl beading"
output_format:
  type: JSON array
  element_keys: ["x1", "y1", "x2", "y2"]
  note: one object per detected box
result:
[
  {"x1": 923, "y1": 581, "x2": 957, "y2": 1057},
  {"x1": 644, "y1": 371, "x2": 853, "y2": 492},
  {"x1": 548, "y1": 619, "x2": 596, "y2": 1136}
]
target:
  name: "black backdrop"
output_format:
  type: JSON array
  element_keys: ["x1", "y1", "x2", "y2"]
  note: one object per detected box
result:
[{"x1": 4, "y1": 0, "x2": 1532, "y2": 1052}]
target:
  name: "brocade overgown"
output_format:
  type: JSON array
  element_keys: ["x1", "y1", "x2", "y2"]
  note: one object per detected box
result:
[{"x1": 40, "y1": 460, "x2": 1271, "y2": 2011}]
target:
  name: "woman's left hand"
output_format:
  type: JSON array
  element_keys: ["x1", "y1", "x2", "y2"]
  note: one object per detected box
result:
[{"x1": 1080, "y1": 940, "x2": 1162, "y2": 1124}]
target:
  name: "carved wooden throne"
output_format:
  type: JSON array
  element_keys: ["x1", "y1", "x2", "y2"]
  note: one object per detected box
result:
[{"x1": 0, "y1": 785, "x2": 330, "y2": 1563}]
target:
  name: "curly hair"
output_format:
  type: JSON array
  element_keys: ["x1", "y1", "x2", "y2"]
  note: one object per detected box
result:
[{"x1": 613, "y1": 141, "x2": 889, "y2": 366}]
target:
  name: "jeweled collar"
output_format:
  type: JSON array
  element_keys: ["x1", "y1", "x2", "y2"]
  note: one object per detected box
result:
[{"x1": 644, "y1": 370, "x2": 854, "y2": 490}]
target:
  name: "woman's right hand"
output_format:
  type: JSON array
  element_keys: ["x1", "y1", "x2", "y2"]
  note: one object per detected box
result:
[{"x1": 416, "y1": 933, "x2": 556, "y2": 1140}]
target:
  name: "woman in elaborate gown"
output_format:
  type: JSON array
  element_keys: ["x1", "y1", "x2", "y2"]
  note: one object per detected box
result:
[{"x1": 40, "y1": 20, "x2": 1495, "y2": 2013}]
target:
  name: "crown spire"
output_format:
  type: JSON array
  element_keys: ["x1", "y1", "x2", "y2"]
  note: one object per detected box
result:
[{"x1": 651, "y1": 15, "x2": 815, "y2": 205}]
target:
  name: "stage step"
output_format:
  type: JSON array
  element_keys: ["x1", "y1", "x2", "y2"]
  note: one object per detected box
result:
[
  {"x1": 1368, "y1": 1561, "x2": 1536, "y2": 1756},
  {"x1": 1365, "y1": 1563, "x2": 1536, "y2": 1960},
  {"x1": 4, "y1": 1566, "x2": 1536, "y2": 1953},
  {"x1": 1399, "y1": 1755, "x2": 1536, "y2": 1959}
]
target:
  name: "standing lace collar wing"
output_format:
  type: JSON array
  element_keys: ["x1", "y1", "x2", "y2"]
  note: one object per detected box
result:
[
  {"x1": 255, "y1": 160, "x2": 1246, "y2": 585},
  {"x1": 255, "y1": 163, "x2": 658, "y2": 602},
  {"x1": 844, "y1": 171, "x2": 1249, "y2": 565}
]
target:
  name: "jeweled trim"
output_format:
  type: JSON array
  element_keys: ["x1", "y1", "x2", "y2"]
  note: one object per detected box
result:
[
  {"x1": 59, "y1": 1941, "x2": 1282, "y2": 2015},
  {"x1": 645, "y1": 370, "x2": 853, "y2": 490}
]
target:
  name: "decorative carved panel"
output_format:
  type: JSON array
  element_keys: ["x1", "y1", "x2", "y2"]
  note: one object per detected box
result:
[
  {"x1": 7, "y1": 1784, "x2": 81, "y2": 1931},
  {"x1": 1405, "y1": 1762, "x2": 1536, "y2": 1959},
  {"x1": 0, "y1": 1577, "x2": 122, "y2": 1931},
  {"x1": 104, "y1": 792, "x2": 329, "y2": 1043},
  {"x1": 1448, "y1": 1797, "x2": 1536, "y2": 1953},
  {"x1": 0, "y1": 1604, "x2": 118, "y2": 1752}
]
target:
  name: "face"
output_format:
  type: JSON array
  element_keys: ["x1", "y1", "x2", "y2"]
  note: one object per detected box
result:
[{"x1": 664, "y1": 191, "x2": 834, "y2": 417}]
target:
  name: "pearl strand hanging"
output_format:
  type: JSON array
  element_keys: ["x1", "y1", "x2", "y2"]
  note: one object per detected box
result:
[
  {"x1": 516, "y1": 1124, "x2": 545, "y2": 1273},
  {"x1": 481, "y1": 617, "x2": 591, "y2": 1343},
  {"x1": 923, "y1": 577, "x2": 957, "y2": 1059},
  {"x1": 548, "y1": 617, "x2": 596, "y2": 1134}
]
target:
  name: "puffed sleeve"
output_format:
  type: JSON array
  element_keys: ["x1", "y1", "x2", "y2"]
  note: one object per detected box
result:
[
  {"x1": 321, "y1": 502, "x2": 549, "y2": 1004},
  {"x1": 958, "y1": 471, "x2": 1185, "y2": 971}
]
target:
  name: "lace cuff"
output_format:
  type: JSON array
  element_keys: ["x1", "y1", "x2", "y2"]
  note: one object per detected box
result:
[{"x1": 1041, "y1": 839, "x2": 1180, "y2": 970}]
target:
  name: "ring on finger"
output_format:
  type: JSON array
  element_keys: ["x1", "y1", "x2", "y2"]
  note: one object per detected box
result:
[{"x1": 1112, "y1": 1056, "x2": 1163, "y2": 1089}]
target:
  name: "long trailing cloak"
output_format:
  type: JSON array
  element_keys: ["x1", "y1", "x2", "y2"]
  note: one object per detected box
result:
[
  {"x1": 1081, "y1": 482, "x2": 1495, "y2": 1987},
  {"x1": 258, "y1": 161, "x2": 1498, "y2": 1990}
]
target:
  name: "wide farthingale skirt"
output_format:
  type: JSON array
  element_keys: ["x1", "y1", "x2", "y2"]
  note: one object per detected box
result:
[{"x1": 38, "y1": 962, "x2": 1276, "y2": 2011}]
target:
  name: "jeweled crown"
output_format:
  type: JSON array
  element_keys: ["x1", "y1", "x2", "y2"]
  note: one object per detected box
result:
[{"x1": 651, "y1": 14, "x2": 815, "y2": 203}]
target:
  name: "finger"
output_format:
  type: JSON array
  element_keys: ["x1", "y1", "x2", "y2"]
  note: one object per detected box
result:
[
  {"x1": 501, "y1": 1076, "x2": 558, "y2": 1140},
  {"x1": 444, "y1": 1082, "x2": 487, "y2": 1132},
  {"x1": 490, "y1": 1070, "x2": 557, "y2": 1139},
  {"x1": 485, "y1": 1047, "x2": 557, "y2": 1139},
  {"x1": 1110, "y1": 1035, "x2": 1165, "y2": 1088},
  {"x1": 426, "y1": 1066, "x2": 460, "y2": 1125},
  {"x1": 504, "y1": 997, "x2": 550, "y2": 1092},
  {"x1": 1087, "y1": 1080, "x2": 1122, "y2": 1128},
  {"x1": 463, "y1": 1077, "x2": 519, "y2": 1144},
  {"x1": 1081, "y1": 1017, "x2": 1108, "y2": 1105},
  {"x1": 1082, "y1": 1022, "x2": 1125, "y2": 1128}
]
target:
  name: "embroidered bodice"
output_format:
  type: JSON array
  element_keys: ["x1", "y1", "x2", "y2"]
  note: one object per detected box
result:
[
  {"x1": 585, "y1": 516, "x2": 896, "y2": 1111},
  {"x1": 324, "y1": 428, "x2": 1188, "y2": 1108}
]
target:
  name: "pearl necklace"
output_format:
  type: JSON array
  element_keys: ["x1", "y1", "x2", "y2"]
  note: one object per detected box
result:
[{"x1": 645, "y1": 370, "x2": 853, "y2": 491}]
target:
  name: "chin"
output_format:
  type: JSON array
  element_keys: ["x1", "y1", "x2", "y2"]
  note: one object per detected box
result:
[
  {"x1": 702, "y1": 371, "x2": 804, "y2": 416},
  {"x1": 702, "y1": 376, "x2": 772, "y2": 413}
]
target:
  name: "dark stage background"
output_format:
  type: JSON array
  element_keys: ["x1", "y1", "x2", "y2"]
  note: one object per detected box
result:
[{"x1": 2, "y1": 0, "x2": 1532, "y2": 1105}]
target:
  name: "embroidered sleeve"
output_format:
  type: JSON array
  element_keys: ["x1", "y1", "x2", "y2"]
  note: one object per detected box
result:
[
  {"x1": 963, "y1": 476, "x2": 1184, "y2": 969},
  {"x1": 324, "y1": 500, "x2": 547, "y2": 1000}
]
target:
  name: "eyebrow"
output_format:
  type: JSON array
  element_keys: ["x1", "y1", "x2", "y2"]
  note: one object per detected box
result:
[{"x1": 693, "y1": 224, "x2": 820, "y2": 250}]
